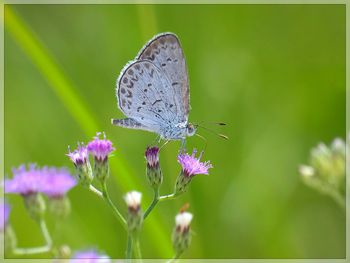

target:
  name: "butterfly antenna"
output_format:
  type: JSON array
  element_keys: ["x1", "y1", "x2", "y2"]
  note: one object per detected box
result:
[
  {"x1": 195, "y1": 133, "x2": 208, "y2": 152},
  {"x1": 197, "y1": 121, "x2": 227, "y2": 126},
  {"x1": 196, "y1": 124, "x2": 229, "y2": 140}
]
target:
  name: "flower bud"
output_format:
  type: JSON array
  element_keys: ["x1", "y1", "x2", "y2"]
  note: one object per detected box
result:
[
  {"x1": 172, "y1": 212, "x2": 193, "y2": 256},
  {"x1": 48, "y1": 196, "x2": 71, "y2": 220},
  {"x1": 87, "y1": 132, "x2": 115, "y2": 184},
  {"x1": 145, "y1": 146, "x2": 163, "y2": 189},
  {"x1": 67, "y1": 144, "x2": 93, "y2": 186},
  {"x1": 124, "y1": 191, "x2": 143, "y2": 233},
  {"x1": 23, "y1": 193, "x2": 46, "y2": 221}
]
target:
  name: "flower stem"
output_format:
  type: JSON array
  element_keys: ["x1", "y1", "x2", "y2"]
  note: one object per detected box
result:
[
  {"x1": 159, "y1": 193, "x2": 177, "y2": 201},
  {"x1": 101, "y1": 182, "x2": 127, "y2": 229},
  {"x1": 88, "y1": 184, "x2": 103, "y2": 199},
  {"x1": 133, "y1": 235, "x2": 142, "y2": 260},
  {"x1": 143, "y1": 188, "x2": 159, "y2": 220},
  {"x1": 126, "y1": 233, "x2": 132, "y2": 259},
  {"x1": 12, "y1": 218, "x2": 52, "y2": 255}
]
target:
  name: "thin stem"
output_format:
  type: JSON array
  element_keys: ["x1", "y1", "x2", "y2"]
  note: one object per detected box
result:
[
  {"x1": 143, "y1": 188, "x2": 159, "y2": 220},
  {"x1": 101, "y1": 182, "x2": 127, "y2": 229},
  {"x1": 39, "y1": 219, "x2": 52, "y2": 247},
  {"x1": 166, "y1": 252, "x2": 182, "y2": 263},
  {"x1": 13, "y1": 245, "x2": 51, "y2": 255},
  {"x1": 126, "y1": 233, "x2": 132, "y2": 259},
  {"x1": 12, "y1": 219, "x2": 53, "y2": 255},
  {"x1": 133, "y1": 235, "x2": 142, "y2": 260},
  {"x1": 159, "y1": 193, "x2": 177, "y2": 202},
  {"x1": 88, "y1": 184, "x2": 103, "y2": 199}
]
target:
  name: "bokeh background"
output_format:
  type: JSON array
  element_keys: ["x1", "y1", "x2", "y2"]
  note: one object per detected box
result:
[{"x1": 4, "y1": 4, "x2": 346, "y2": 259}]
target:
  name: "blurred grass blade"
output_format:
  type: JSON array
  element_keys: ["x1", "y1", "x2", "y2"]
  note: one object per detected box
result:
[{"x1": 5, "y1": 6, "x2": 172, "y2": 257}]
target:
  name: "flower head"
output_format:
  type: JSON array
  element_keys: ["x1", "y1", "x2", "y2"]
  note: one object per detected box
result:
[
  {"x1": 124, "y1": 191, "x2": 142, "y2": 211},
  {"x1": 67, "y1": 144, "x2": 88, "y2": 166},
  {"x1": 177, "y1": 149, "x2": 213, "y2": 177},
  {"x1": 145, "y1": 146, "x2": 160, "y2": 168},
  {"x1": 40, "y1": 167, "x2": 76, "y2": 198},
  {"x1": 0, "y1": 200, "x2": 10, "y2": 231},
  {"x1": 175, "y1": 211, "x2": 193, "y2": 233},
  {"x1": 87, "y1": 132, "x2": 115, "y2": 162},
  {"x1": 5, "y1": 164, "x2": 43, "y2": 195},
  {"x1": 71, "y1": 249, "x2": 110, "y2": 263}
]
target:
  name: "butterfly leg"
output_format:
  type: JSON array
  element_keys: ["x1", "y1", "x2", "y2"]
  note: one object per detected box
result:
[
  {"x1": 160, "y1": 140, "x2": 170, "y2": 150},
  {"x1": 179, "y1": 139, "x2": 187, "y2": 153}
]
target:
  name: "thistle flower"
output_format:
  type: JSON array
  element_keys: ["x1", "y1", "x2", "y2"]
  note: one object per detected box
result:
[
  {"x1": 71, "y1": 249, "x2": 111, "y2": 263},
  {"x1": 124, "y1": 191, "x2": 142, "y2": 212},
  {"x1": 175, "y1": 149, "x2": 213, "y2": 194},
  {"x1": 1, "y1": 200, "x2": 16, "y2": 251},
  {"x1": 87, "y1": 132, "x2": 115, "y2": 163},
  {"x1": 124, "y1": 191, "x2": 143, "y2": 233},
  {"x1": 67, "y1": 144, "x2": 93, "y2": 186},
  {"x1": 5, "y1": 164, "x2": 43, "y2": 195},
  {"x1": 0, "y1": 200, "x2": 10, "y2": 231},
  {"x1": 40, "y1": 167, "x2": 76, "y2": 198},
  {"x1": 172, "y1": 211, "x2": 193, "y2": 256},
  {"x1": 175, "y1": 212, "x2": 193, "y2": 233},
  {"x1": 67, "y1": 144, "x2": 88, "y2": 166},
  {"x1": 87, "y1": 132, "x2": 115, "y2": 183},
  {"x1": 145, "y1": 146, "x2": 162, "y2": 189},
  {"x1": 177, "y1": 149, "x2": 213, "y2": 177}
]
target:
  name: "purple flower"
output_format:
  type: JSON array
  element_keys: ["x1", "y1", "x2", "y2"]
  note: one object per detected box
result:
[
  {"x1": 67, "y1": 144, "x2": 88, "y2": 166},
  {"x1": 40, "y1": 167, "x2": 76, "y2": 198},
  {"x1": 145, "y1": 146, "x2": 160, "y2": 168},
  {"x1": 177, "y1": 149, "x2": 213, "y2": 177},
  {"x1": 5, "y1": 165, "x2": 76, "y2": 198},
  {"x1": 71, "y1": 250, "x2": 110, "y2": 263},
  {"x1": 5, "y1": 164, "x2": 43, "y2": 195},
  {"x1": 87, "y1": 132, "x2": 115, "y2": 162},
  {"x1": 0, "y1": 200, "x2": 10, "y2": 231}
]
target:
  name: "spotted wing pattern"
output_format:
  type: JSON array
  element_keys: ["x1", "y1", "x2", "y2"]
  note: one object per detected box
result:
[
  {"x1": 116, "y1": 60, "x2": 178, "y2": 133},
  {"x1": 137, "y1": 33, "x2": 189, "y2": 123}
]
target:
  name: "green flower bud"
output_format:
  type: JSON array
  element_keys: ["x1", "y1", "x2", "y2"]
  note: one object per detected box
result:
[
  {"x1": 23, "y1": 193, "x2": 46, "y2": 221},
  {"x1": 174, "y1": 172, "x2": 192, "y2": 195},
  {"x1": 172, "y1": 212, "x2": 193, "y2": 256},
  {"x1": 145, "y1": 147, "x2": 163, "y2": 189},
  {"x1": 124, "y1": 191, "x2": 143, "y2": 233},
  {"x1": 48, "y1": 196, "x2": 71, "y2": 220}
]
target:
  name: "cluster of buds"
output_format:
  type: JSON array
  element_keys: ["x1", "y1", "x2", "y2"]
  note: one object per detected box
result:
[
  {"x1": 299, "y1": 137, "x2": 346, "y2": 207},
  {"x1": 67, "y1": 132, "x2": 115, "y2": 186},
  {"x1": 124, "y1": 191, "x2": 143, "y2": 233},
  {"x1": 172, "y1": 211, "x2": 193, "y2": 256}
]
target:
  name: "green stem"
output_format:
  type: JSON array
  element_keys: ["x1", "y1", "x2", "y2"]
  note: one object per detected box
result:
[
  {"x1": 101, "y1": 182, "x2": 127, "y2": 229},
  {"x1": 12, "y1": 219, "x2": 52, "y2": 255},
  {"x1": 126, "y1": 233, "x2": 132, "y2": 259},
  {"x1": 39, "y1": 219, "x2": 52, "y2": 247},
  {"x1": 133, "y1": 235, "x2": 142, "y2": 260},
  {"x1": 143, "y1": 189, "x2": 159, "y2": 220},
  {"x1": 88, "y1": 184, "x2": 104, "y2": 199},
  {"x1": 166, "y1": 252, "x2": 182, "y2": 263},
  {"x1": 159, "y1": 193, "x2": 177, "y2": 202}
]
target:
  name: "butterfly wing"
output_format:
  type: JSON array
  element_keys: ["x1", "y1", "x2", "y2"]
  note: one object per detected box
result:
[
  {"x1": 137, "y1": 33, "x2": 190, "y2": 123},
  {"x1": 116, "y1": 60, "x2": 178, "y2": 134}
]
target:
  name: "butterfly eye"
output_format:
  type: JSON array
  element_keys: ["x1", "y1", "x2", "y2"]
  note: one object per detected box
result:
[{"x1": 186, "y1": 124, "x2": 196, "y2": 137}]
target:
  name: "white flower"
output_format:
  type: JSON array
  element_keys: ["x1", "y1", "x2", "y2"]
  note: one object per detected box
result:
[
  {"x1": 124, "y1": 191, "x2": 142, "y2": 209},
  {"x1": 299, "y1": 165, "x2": 315, "y2": 177},
  {"x1": 175, "y1": 212, "x2": 193, "y2": 232}
]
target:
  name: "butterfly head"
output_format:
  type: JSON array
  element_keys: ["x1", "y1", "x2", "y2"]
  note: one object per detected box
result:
[{"x1": 186, "y1": 123, "x2": 197, "y2": 137}]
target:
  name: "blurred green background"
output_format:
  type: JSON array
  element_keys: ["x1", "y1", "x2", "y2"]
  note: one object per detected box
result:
[{"x1": 4, "y1": 4, "x2": 345, "y2": 259}]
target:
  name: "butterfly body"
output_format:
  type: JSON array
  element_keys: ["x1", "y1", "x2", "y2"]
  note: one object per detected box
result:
[{"x1": 112, "y1": 32, "x2": 196, "y2": 141}]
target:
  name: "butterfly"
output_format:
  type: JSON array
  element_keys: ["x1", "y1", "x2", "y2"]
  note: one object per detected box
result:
[{"x1": 112, "y1": 32, "x2": 196, "y2": 143}]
